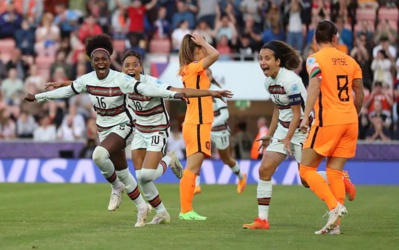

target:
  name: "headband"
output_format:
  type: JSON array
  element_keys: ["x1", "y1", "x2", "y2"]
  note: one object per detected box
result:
[{"x1": 90, "y1": 48, "x2": 110, "y2": 59}]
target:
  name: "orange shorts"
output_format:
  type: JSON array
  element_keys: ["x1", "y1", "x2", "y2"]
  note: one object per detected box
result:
[
  {"x1": 182, "y1": 123, "x2": 212, "y2": 157},
  {"x1": 303, "y1": 123, "x2": 358, "y2": 158}
]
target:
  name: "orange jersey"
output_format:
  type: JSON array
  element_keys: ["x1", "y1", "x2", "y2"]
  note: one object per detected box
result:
[
  {"x1": 306, "y1": 47, "x2": 362, "y2": 127},
  {"x1": 181, "y1": 59, "x2": 214, "y2": 124}
]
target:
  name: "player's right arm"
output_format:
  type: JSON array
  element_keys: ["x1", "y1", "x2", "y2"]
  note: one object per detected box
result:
[
  {"x1": 44, "y1": 81, "x2": 73, "y2": 90},
  {"x1": 25, "y1": 85, "x2": 77, "y2": 102},
  {"x1": 190, "y1": 33, "x2": 219, "y2": 70},
  {"x1": 352, "y1": 78, "x2": 364, "y2": 116}
]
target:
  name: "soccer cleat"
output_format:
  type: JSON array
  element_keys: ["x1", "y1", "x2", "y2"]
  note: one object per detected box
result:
[
  {"x1": 108, "y1": 183, "x2": 125, "y2": 211},
  {"x1": 237, "y1": 173, "x2": 247, "y2": 194},
  {"x1": 315, "y1": 225, "x2": 341, "y2": 235},
  {"x1": 135, "y1": 204, "x2": 153, "y2": 227},
  {"x1": 148, "y1": 211, "x2": 171, "y2": 224},
  {"x1": 315, "y1": 203, "x2": 347, "y2": 234},
  {"x1": 243, "y1": 218, "x2": 270, "y2": 229},
  {"x1": 179, "y1": 211, "x2": 207, "y2": 220},
  {"x1": 194, "y1": 186, "x2": 202, "y2": 195},
  {"x1": 342, "y1": 170, "x2": 356, "y2": 201},
  {"x1": 167, "y1": 151, "x2": 183, "y2": 179}
]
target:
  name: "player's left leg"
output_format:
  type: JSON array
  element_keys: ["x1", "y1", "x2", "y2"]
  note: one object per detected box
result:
[{"x1": 218, "y1": 147, "x2": 247, "y2": 194}]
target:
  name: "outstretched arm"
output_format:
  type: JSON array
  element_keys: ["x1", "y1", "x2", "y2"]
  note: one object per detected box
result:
[
  {"x1": 44, "y1": 81, "x2": 72, "y2": 90},
  {"x1": 133, "y1": 82, "x2": 185, "y2": 100},
  {"x1": 169, "y1": 86, "x2": 233, "y2": 99},
  {"x1": 25, "y1": 85, "x2": 77, "y2": 103}
]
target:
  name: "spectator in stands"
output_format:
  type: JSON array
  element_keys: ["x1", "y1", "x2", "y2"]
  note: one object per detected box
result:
[
  {"x1": 0, "y1": 54, "x2": 6, "y2": 80},
  {"x1": 24, "y1": 65, "x2": 44, "y2": 93},
  {"x1": 335, "y1": 16, "x2": 353, "y2": 51},
  {"x1": 86, "y1": 0, "x2": 110, "y2": 34},
  {"x1": 57, "y1": 106, "x2": 85, "y2": 142},
  {"x1": 35, "y1": 12, "x2": 61, "y2": 57},
  {"x1": 222, "y1": 1, "x2": 237, "y2": 26},
  {"x1": 216, "y1": 34, "x2": 233, "y2": 61},
  {"x1": 373, "y1": 19, "x2": 398, "y2": 46},
  {"x1": 50, "y1": 50, "x2": 72, "y2": 80},
  {"x1": 1, "y1": 68, "x2": 23, "y2": 105},
  {"x1": 196, "y1": 0, "x2": 218, "y2": 29},
  {"x1": 33, "y1": 113, "x2": 57, "y2": 141},
  {"x1": 367, "y1": 100, "x2": 392, "y2": 141},
  {"x1": 172, "y1": 0, "x2": 195, "y2": 30},
  {"x1": 365, "y1": 81, "x2": 393, "y2": 113},
  {"x1": 111, "y1": 5, "x2": 128, "y2": 40},
  {"x1": 237, "y1": 34, "x2": 256, "y2": 61},
  {"x1": 284, "y1": 0, "x2": 304, "y2": 51},
  {"x1": 355, "y1": 20, "x2": 374, "y2": 50},
  {"x1": 312, "y1": 0, "x2": 331, "y2": 19},
  {"x1": 359, "y1": 106, "x2": 370, "y2": 140},
  {"x1": 372, "y1": 36, "x2": 397, "y2": 60},
  {"x1": 172, "y1": 20, "x2": 191, "y2": 53},
  {"x1": 232, "y1": 121, "x2": 253, "y2": 159},
  {"x1": 53, "y1": 2, "x2": 80, "y2": 38},
  {"x1": 240, "y1": 0, "x2": 262, "y2": 27},
  {"x1": 0, "y1": 1, "x2": 22, "y2": 39},
  {"x1": 0, "y1": 109, "x2": 16, "y2": 139},
  {"x1": 371, "y1": 49, "x2": 393, "y2": 86},
  {"x1": 358, "y1": 0, "x2": 379, "y2": 9},
  {"x1": 15, "y1": 18, "x2": 35, "y2": 56},
  {"x1": 261, "y1": 19, "x2": 285, "y2": 44},
  {"x1": 264, "y1": 0, "x2": 281, "y2": 29},
  {"x1": 153, "y1": 6, "x2": 171, "y2": 39},
  {"x1": 393, "y1": 80, "x2": 399, "y2": 139},
  {"x1": 16, "y1": 111, "x2": 37, "y2": 138},
  {"x1": 193, "y1": 20, "x2": 214, "y2": 45},
  {"x1": 351, "y1": 32, "x2": 373, "y2": 88},
  {"x1": 214, "y1": 14, "x2": 238, "y2": 45},
  {"x1": 78, "y1": 15, "x2": 103, "y2": 44}
]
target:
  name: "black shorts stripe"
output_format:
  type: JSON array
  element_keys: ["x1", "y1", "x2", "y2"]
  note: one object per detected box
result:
[
  {"x1": 197, "y1": 124, "x2": 202, "y2": 152},
  {"x1": 310, "y1": 126, "x2": 319, "y2": 149}
]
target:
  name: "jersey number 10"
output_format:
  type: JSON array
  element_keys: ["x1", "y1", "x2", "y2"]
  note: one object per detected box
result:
[{"x1": 336, "y1": 75, "x2": 349, "y2": 102}]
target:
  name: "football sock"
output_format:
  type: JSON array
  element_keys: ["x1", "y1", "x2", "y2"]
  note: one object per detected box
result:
[
  {"x1": 161, "y1": 155, "x2": 172, "y2": 172},
  {"x1": 195, "y1": 175, "x2": 201, "y2": 186},
  {"x1": 230, "y1": 161, "x2": 243, "y2": 179},
  {"x1": 92, "y1": 146, "x2": 121, "y2": 188},
  {"x1": 327, "y1": 168, "x2": 345, "y2": 205},
  {"x1": 138, "y1": 169, "x2": 167, "y2": 213},
  {"x1": 257, "y1": 179, "x2": 272, "y2": 220},
  {"x1": 116, "y1": 169, "x2": 146, "y2": 209},
  {"x1": 300, "y1": 165, "x2": 338, "y2": 210},
  {"x1": 180, "y1": 169, "x2": 196, "y2": 213}
]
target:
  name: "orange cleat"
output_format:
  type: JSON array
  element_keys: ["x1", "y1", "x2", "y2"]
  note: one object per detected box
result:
[
  {"x1": 243, "y1": 218, "x2": 270, "y2": 229},
  {"x1": 342, "y1": 170, "x2": 356, "y2": 201},
  {"x1": 237, "y1": 173, "x2": 247, "y2": 194},
  {"x1": 194, "y1": 186, "x2": 202, "y2": 195}
]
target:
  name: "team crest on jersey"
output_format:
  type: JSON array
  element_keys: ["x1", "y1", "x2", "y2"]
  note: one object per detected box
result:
[
  {"x1": 124, "y1": 75, "x2": 133, "y2": 81},
  {"x1": 205, "y1": 141, "x2": 211, "y2": 150},
  {"x1": 155, "y1": 79, "x2": 163, "y2": 85}
]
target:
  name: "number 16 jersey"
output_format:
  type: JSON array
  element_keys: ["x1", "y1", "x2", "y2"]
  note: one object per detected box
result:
[{"x1": 306, "y1": 47, "x2": 362, "y2": 127}]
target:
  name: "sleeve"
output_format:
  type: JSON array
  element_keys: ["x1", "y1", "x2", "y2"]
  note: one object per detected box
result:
[
  {"x1": 147, "y1": 76, "x2": 170, "y2": 90},
  {"x1": 212, "y1": 106, "x2": 229, "y2": 127},
  {"x1": 285, "y1": 79, "x2": 302, "y2": 106},
  {"x1": 186, "y1": 59, "x2": 205, "y2": 74},
  {"x1": 353, "y1": 60, "x2": 363, "y2": 79},
  {"x1": 71, "y1": 76, "x2": 87, "y2": 94},
  {"x1": 35, "y1": 85, "x2": 77, "y2": 103},
  {"x1": 306, "y1": 55, "x2": 321, "y2": 79}
]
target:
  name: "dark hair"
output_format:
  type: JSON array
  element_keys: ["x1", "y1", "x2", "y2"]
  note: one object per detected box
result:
[
  {"x1": 85, "y1": 34, "x2": 113, "y2": 58},
  {"x1": 261, "y1": 40, "x2": 301, "y2": 70},
  {"x1": 237, "y1": 121, "x2": 247, "y2": 131},
  {"x1": 122, "y1": 50, "x2": 144, "y2": 74},
  {"x1": 378, "y1": 49, "x2": 388, "y2": 59},
  {"x1": 374, "y1": 81, "x2": 383, "y2": 87},
  {"x1": 315, "y1": 20, "x2": 338, "y2": 44}
]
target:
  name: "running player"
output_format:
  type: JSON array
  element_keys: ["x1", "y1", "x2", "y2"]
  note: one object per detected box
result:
[
  {"x1": 178, "y1": 33, "x2": 219, "y2": 220},
  {"x1": 242, "y1": 41, "x2": 309, "y2": 230},
  {"x1": 193, "y1": 68, "x2": 247, "y2": 195},
  {"x1": 299, "y1": 20, "x2": 364, "y2": 234},
  {"x1": 24, "y1": 34, "x2": 185, "y2": 227}
]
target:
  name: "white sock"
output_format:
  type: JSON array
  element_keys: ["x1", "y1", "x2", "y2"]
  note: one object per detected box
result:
[
  {"x1": 257, "y1": 179, "x2": 272, "y2": 220},
  {"x1": 195, "y1": 175, "x2": 201, "y2": 186},
  {"x1": 154, "y1": 163, "x2": 165, "y2": 180},
  {"x1": 92, "y1": 146, "x2": 121, "y2": 188},
  {"x1": 138, "y1": 169, "x2": 167, "y2": 214},
  {"x1": 161, "y1": 155, "x2": 172, "y2": 168},
  {"x1": 116, "y1": 169, "x2": 146, "y2": 209},
  {"x1": 230, "y1": 162, "x2": 243, "y2": 179}
]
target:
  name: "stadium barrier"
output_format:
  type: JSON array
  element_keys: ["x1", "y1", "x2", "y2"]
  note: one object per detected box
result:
[{"x1": 0, "y1": 159, "x2": 398, "y2": 185}]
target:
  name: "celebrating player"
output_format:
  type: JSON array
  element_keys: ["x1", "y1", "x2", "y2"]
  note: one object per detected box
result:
[{"x1": 299, "y1": 20, "x2": 364, "y2": 234}]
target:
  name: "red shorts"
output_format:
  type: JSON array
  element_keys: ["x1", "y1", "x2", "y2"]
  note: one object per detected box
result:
[{"x1": 303, "y1": 123, "x2": 358, "y2": 158}]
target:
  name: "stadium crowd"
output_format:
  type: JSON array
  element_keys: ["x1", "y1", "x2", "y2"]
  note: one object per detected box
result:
[{"x1": 0, "y1": 0, "x2": 398, "y2": 151}]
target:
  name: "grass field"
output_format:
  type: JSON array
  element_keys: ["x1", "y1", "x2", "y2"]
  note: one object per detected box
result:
[{"x1": 0, "y1": 184, "x2": 398, "y2": 250}]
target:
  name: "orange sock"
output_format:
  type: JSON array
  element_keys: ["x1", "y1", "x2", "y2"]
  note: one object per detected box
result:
[
  {"x1": 299, "y1": 165, "x2": 338, "y2": 210},
  {"x1": 180, "y1": 169, "x2": 196, "y2": 213},
  {"x1": 327, "y1": 168, "x2": 345, "y2": 205}
]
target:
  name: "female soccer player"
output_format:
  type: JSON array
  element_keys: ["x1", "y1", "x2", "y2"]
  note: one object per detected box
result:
[
  {"x1": 25, "y1": 34, "x2": 185, "y2": 227},
  {"x1": 178, "y1": 33, "x2": 219, "y2": 220},
  {"x1": 242, "y1": 40, "x2": 308, "y2": 230},
  {"x1": 193, "y1": 69, "x2": 247, "y2": 195}
]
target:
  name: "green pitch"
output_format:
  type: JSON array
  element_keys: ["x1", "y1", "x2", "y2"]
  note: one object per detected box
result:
[{"x1": 0, "y1": 184, "x2": 398, "y2": 250}]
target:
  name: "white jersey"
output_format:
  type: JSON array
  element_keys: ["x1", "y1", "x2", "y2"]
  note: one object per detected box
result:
[
  {"x1": 264, "y1": 67, "x2": 307, "y2": 126},
  {"x1": 127, "y1": 74, "x2": 170, "y2": 134},
  {"x1": 210, "y1": 83, "x2": 229, "y2": 132}
]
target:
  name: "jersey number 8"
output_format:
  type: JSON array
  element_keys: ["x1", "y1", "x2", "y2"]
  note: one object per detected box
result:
[{"x1": 336, "y1": 75, "x2": 350, "y2": 102}]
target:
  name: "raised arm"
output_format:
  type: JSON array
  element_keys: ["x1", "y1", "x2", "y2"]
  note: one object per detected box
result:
[{"x1": 190, "y1": 33, "x2": 219, "y2": 70}]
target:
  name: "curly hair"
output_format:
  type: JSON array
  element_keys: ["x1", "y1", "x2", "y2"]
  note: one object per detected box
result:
[
  {"x1": 85, "y1": 34, "x2": 113, "y2": 58},
  {"x1": 262, "y1": 40, "x2": 301, "y2": 70}
]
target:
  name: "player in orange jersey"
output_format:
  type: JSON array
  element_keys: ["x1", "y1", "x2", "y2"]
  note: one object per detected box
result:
[
  {"x1": 178, "y1": 33, "x2": 219, "y2": 220},
  {"x1": 299, "y1": 20, "x2": 364, "y2": 235}
]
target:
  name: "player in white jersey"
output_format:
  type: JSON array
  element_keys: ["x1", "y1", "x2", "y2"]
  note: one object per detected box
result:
[
  {"x1": 121, "y1": 50, "x2": 233, "y2": 224},
  {"x1": 193, "y1": 69, "x2": 247, "y2": 195},
  {"x1": 243, "y1": 41, "x2": 308, "y2": 230},
  {"x1": 24, "y1": 34, "x2": 186, "y2": 228}
]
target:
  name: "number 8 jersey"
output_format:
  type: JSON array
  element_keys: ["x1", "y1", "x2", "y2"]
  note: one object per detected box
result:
[{"x1": 306, "y1": 47, "x2": 362, "y2": 127}]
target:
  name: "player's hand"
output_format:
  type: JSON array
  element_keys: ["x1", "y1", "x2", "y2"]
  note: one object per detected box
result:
[
  {"x1": 257, "y1": 135, "x2": 272, "y2": 151},
  {"x1": 300, "y1": 118, "x2": 309, "y2": 134},
  {"x1": 278, "y1": 137, "x2": 292, "y2": 155},
  {"x1": 211, "y1": 90, "x2": 233, "y2": 101},
  {"x1": 174, "y1": 92, "x2": 187, "y2": 101},
  {"x1": 44, "y1": 82, "x2": 63, "y2": 90},
  {"x1": 24, "y1": 93, "x2": 36, "y2": 102},
  {"x1": 190, "y1": 33, "x2": 206, "y2": 46}
]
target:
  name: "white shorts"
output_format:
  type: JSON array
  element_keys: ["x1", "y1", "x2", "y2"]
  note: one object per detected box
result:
[
  {"x1": 98, "y1": 124, "x2": 134, "y2": 145},
  {"x1": 211, "y1": 130, "x2": 230, "y2": 150},
  {"x1": 266, "y1": 125, "x2": 306, "y2": 162},
  {"x1": 131, "y1": 129, "x2": 169, "y2": 154}
]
